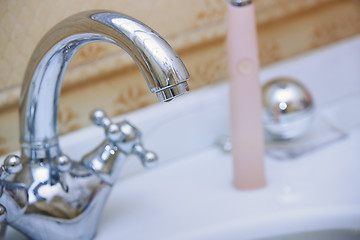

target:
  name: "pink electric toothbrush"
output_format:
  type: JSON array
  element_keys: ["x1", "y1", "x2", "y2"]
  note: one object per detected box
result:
[{"x1": 227, "y1": 0, "x2": 266, "y2": 190}]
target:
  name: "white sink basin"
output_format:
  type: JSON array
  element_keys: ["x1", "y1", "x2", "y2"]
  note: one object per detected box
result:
[{"x1": 5, "y1": 36, "x2": 360, "y2": 239}]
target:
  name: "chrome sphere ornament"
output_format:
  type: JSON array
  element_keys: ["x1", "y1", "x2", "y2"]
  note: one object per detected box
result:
[{"x1": 262, "y1": 77, "x2": 314, "y2": 140}]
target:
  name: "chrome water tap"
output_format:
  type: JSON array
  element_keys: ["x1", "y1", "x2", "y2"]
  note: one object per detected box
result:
[{"x1": 0, "y1": 10, "x2": 189, "y2": 240}]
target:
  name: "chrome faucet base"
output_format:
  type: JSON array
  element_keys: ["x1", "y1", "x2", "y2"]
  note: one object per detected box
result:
[
  {"x1": 8, "y1": 183, "x2": 111, "y2": 240},
  {"x1": 0, "y1": 10, "x2": 189, "y2": 240},
  {"x1": 1, "y1": 110, "x2": 157, "y2": 240}
]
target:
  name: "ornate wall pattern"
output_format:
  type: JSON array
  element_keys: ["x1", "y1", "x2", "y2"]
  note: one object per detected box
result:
[{"x1": 0, "y1": 0, "x2": 360, "y2": 154}]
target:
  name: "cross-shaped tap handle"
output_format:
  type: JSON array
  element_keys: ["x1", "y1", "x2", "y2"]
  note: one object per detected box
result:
[{"x1": 90, "y1": 110, "x2": 158, "y2": 168}]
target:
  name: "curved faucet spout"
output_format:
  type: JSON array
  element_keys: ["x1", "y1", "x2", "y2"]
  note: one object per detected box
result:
[
  {"x1": 2, "y1": 10, "x2": 189, "y2": 240},
  {"x1": 20, "y1": 10, "x2": 189, "y2": 159}
]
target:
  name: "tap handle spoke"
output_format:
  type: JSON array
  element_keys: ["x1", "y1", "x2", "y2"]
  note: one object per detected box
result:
[
  {"x1": 132, "y1": 144, "x2": 158, "y2": 168},
  {"x1": 90, "y1": 109, "x2": 111, "y2": 128}
]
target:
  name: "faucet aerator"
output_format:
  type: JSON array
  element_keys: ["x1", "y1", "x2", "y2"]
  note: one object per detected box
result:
[{"x1": 156, "y1": 81, "x2": 190, "y2": 102}]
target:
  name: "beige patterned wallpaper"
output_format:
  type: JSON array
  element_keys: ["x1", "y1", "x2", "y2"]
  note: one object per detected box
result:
[{"x1": 0, "y1": 0, "x2": 360, "y2": 154}]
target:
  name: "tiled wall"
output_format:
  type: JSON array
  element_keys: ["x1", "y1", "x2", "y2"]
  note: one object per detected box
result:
[{"x1": 1, "y1": 0, "x2": 360, "y2": 154}]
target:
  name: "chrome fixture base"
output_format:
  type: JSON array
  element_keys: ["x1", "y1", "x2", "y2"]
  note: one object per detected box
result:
[{"x1": 0, "y1": 10, "x2": 189, "y2": 240}]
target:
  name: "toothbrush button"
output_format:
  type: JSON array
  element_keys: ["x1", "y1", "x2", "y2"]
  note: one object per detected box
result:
[{"x1": 236, "y1": 59, "x2": 254, "y2": 75}]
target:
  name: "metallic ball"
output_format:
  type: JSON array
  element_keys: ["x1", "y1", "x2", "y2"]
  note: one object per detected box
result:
[
  {"x1": 54, "y1": 154, "x2": 72, "y2": 172},
  {"x1": 262, "y1": 77, "x2": 314, "y2": 140},
  {"x1": 216, "y1": 136, "x2": 232, "y2": 153},
  {"x1": 119, "y1": 122, "x2": 137, "y2": 142},
  {"x1": 106, "y1": 123, "x2": 122, "y2": 142},
  {"x1": 141, "y1": 151, "x2": 158, "y2": 168},
  {"x1": 3, "y1": 155, "x2": 23, "y2": 174}
]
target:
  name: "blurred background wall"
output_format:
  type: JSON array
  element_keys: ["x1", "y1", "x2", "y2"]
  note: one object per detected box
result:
[{"x1": 0, "y1": 0, "x2": 360, "y2": 154}]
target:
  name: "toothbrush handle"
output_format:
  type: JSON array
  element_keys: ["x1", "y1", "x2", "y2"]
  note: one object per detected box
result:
[{"x1": 227, "y1": 2, "x2": 266, "y2": 190}]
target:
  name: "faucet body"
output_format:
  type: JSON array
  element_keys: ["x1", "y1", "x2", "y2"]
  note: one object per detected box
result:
[{"x1": 0, "y1": 10, "x2": 189, "y2": 240}]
